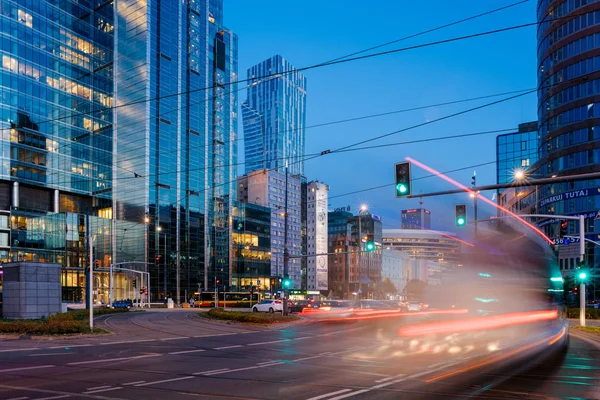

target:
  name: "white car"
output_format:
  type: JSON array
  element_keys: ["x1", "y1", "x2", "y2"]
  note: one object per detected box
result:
[
  {"x1": 252, "y1": 299, "x2": 283, "y2": 313},
  {"x1": 407, "y1": 301, "x2": 421, "y2": 312}
]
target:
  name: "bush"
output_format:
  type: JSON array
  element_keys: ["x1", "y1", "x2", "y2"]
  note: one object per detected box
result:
[
  {"x1": 203, "y1": 308, "x2": 299, "y2": 324},
  {"x1": 0, "y1": 308, "x2": 127, "y2": 335},
  {"x1": 566, "y1": 308, "x2": 600, "y2": 319}
]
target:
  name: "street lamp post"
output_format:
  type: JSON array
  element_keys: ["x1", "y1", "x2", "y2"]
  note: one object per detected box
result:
[
  {"x1": 358, "y1": 205, "x2": 367, "y2": 299},
  {"x1": 157, "y1": 226, "x2": 167, "y2": 302}
]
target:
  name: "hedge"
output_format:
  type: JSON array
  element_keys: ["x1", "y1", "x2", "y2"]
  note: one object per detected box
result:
[
  {"x1": 0, "y1": 308, "x2": 128, "y2": 335},
  {"x1": 202, "y1": 308, "x2": 299, "y2": 324},
  {"x1": 566, "y1": 307, "x2": 600, "y2": 319}
]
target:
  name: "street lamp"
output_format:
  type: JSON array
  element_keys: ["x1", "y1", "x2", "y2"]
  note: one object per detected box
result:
[
  {"x1": 357, "y1": 205, "x2": 367, "y2": 299},
  {"x1": 157, "y1": 226, "x2": 167, "y2": 302},
  {"x1": 513, "y1": 169, "x2": 525, "y2": 181}
]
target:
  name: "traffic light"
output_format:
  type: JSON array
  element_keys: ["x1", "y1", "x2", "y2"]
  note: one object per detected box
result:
[
  {"x1": 578, "y1": 270, "x2": 588, "y2": 282},
  {"x1": 471, "y1": 174, "x2": 476, "y2": 188},
  {"x1": 283, "y1": 278, "x2": 292, "y2": 288},
  {"x1": 560, "y1": 220, "x2": 568, "y2": 237},
  {"x1": 395, "y1": 162, "x2": 411, "y2": 197},
  {"x1": 455, "y1": 204, "x2": 467, "y2": 227},
  {"x1": 133, "y1": 279, "x2": 137, "y2": 288},
  {"x1": 366, "y1": 241, "x2": 375, "y2": 252}
]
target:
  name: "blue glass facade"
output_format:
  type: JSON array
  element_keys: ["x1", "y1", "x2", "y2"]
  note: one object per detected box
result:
[
  {"x1": 114, "y1": 0, "x2": 237, "y2": 301},
  {"x1": 0, "y1": 0, "x2": 115, "y2": 267},
  {"x1": 537, "y1": 0, "x2": 600, "y2": 286},
  {"x1": 242, "y1": 55, "x2": 306, "y2": 176},
  {"x1": 496, "y1": 122, "x2": 539, "y2": 187}
]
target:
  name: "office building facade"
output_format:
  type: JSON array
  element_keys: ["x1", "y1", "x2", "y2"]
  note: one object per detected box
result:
[
  {"x1": 327, "y1": 210, "x2": 358, "y2": 299},
  {"x1": 231, "y1": 202, "x2": 271, "y2": 291},
  {"x1": 237, "y1": 169, "x2": 302, "y2": 288},
  {"x1": 306, "y1": 181, "x2": 328, "y2": 291},
  {"x1": 242, "y1": 55, "x2": 306, "y2": 176},
  {"x1": 114, "y1": 0, "x2": 238, "y2": 301},
  {"x1": 496, "y1": 121, "x2": 538, "y2": 187},
  {"x1": 0, "y1": 0, "x2": 121, "y2": 301},
  {"x1": 349, "y1": 212, "x2": 383, "y2": 298},
  {"x1": 537, "y1": 0, "x2": 600, "y2": 285},
  {"x1": 401, "y1": 208, "x2": 431, "y2": 230}
]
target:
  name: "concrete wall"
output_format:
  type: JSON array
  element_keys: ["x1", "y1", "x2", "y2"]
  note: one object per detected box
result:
[{"x1": 2, "y1": 262, "x2": 62, "y2": 319}]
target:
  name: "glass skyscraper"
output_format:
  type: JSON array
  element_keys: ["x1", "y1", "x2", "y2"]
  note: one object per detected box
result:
[
  {"x1": 114, "y1": 0, "x2": 238, "y2": 301},
  {"x1": 0, "y1": 0, "x2": 116, "y2": 296},
  {"x1": 242, "y1": 55, "x2": 306, "y2": 176},
  {"x1": 537, "y1": 0, "x2": 600, "y2": 290}
]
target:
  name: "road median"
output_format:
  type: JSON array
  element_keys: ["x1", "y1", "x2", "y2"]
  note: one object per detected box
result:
[{"x1": 199, "y1": 308, "x2": 299, "y2": 324}]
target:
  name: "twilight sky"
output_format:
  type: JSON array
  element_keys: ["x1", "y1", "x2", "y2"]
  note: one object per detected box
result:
[{"x1": 226, "y1": 0, "x2": 538, "y2": 231}]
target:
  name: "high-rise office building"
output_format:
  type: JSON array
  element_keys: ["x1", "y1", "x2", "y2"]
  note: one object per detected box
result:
[
  {"x1": 401, "y1": 208, "x2": 431, "y2": 230},
  {"x1": 0, "y1": 1, "x2": 123, "y2": 302},
  {"x1": 114, "y1": 0, "x2": 238, "y2": 301},
  {"x1": 537, "y1": 1, "x2": 600, "y2": 281},
  {"x1": 242, "y1": 55, "x2": 306, "y2": 176}
]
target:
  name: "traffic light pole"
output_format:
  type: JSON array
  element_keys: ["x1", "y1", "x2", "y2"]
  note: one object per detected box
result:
[
  {"x1": 581, "y1": 282, "x2": 586, "y2": 327},
  {"x1": 283, "y1": 166, "x2": 289, "y2": 316}
]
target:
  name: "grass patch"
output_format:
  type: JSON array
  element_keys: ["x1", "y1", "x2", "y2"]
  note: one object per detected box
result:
[
  {"x1": 0, "y1": 308, "x2": 128, "y2": 335},
  {"x1": 572, "y1": 325, "x2": 600, "y2": 335},
  {"x1": 201, "y1": 308, "x2": 299, "y2": 324}
]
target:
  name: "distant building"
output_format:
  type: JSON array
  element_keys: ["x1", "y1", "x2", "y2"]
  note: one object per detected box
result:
[
  {"x1": 242, "y1": 55, "x2": 307, "y2": 175},
  {"x1": 382, "y1": 250, "x2": 411, "y2": 294},
  {"x1": 496, "y1": 122, "x2": 538, "y2": 189},
  {"x1": 382, "y1": 229, "x2": 462, "y2": 284},
  {"x1": 349, "y1": 212, "x2": 383, "y2": 298},
  {"x1": 401, "y1": 209, "x2": 431, "y2": 229},
  {"x1": 237, "y1": 169, "x2": 302, "y2": 288},
  {"x1": 231, "y1": 202, "x2": 271, "y2": 292},
  {"x1": 306, "y1": 182, "x2": 329, "y2": 291},
  {"x1": 327, "y1": 210, "x2": 358, "y2": 299}
]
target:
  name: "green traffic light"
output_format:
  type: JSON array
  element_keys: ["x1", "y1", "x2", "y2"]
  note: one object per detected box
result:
[
  {"x1": 366, "y1": 241, "x2": 375, "y2": 252},
  {"x1": 457, "y1": 217, "x2": 465, "y2": 226},
  {"x1": 397, "y1": 184, "x2": 407, "y2": 194},
  {"x1": 283, "y1": 279, "x2": 291, "y2": 288},
  {"x1": 579, "y1": 272, "x2": 587, "y2": 280}
]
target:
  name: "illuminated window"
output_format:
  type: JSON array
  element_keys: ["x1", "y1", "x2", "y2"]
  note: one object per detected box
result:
[
  {"x1": 2, "y1": 55, "x2": 17, "y2": 73},
  {"x1": 18, "y1": 9, "x2": 33, "y2": 28},
  {"x1": 98, "y1": 208, "x2": 112, "y2": 219},
  {"x1": 521, "y1": 159, "x2": 530, "y2": 167}
]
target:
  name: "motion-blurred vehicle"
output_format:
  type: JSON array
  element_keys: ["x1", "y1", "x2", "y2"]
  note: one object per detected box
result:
[
  {"x1": 406, "y1": 301, "x2": 421, "y2": 312},
  {"x1": 252, "y1": 299, "x2": 282, "y2": 313}
]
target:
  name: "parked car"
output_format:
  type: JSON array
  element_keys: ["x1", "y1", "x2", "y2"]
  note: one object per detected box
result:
[{"x1": 252, "y1": 299, "x2": 283, "y2": 313}]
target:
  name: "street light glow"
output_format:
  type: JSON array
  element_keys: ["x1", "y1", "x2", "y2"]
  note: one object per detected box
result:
[
  {"x1": 514, "y1": 169, "x2": 525, "y2": 180},
  {"x1": 360, "y1": 204, "x2": 368, "y2": 211}
]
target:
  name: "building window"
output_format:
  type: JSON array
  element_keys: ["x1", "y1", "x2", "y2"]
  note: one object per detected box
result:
[
  {"x1": 0, "y1": 215, "x2": 7, "y2": 229},
  {"x1": 0, "y1": 232, "x2": 8, "y2": 247},
  {"x1": 521, "y1": 159, "x2": 530, "y2": 167},
  {"x1": 521, "y1": 141, "x2": 527, "y2": 151}
]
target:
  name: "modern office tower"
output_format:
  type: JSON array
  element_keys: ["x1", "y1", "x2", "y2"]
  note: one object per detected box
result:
[
  {"x1": 0, "y1": 1, "x2": 121, "y2": 301},
  {"x1": 327, "y1": 210, "x2": 359, "y2": 299},
  {"x1": 114, "y1": 0, "x2": 238, "y2": 302},
  {"x1": 401, "y1": 208, "x2": 432, "y2": 230},
  {"x1": 242, "y1": 55, "x2": 306, "y2": 176},
  {"x1": 537, "y1": 1, "x2": 600, "y2": 282}
]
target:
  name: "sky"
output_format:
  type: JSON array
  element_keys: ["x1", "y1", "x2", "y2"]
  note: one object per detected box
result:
[{"x1": 226, "y1": 0, "x2": 538, "y2": 232}]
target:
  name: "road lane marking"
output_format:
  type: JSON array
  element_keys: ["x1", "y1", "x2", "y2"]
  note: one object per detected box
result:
[
  {"x1": 306, "y1": 389, "x2": 353, "y2": 400},
  {"x1": 257, "y1": 360, "x2": 277, "y2": 365},
  {"x1": 68, "y1": 354, "x2": 160, "y2": 365},
  {"x1": 194, "y1": 368, "x2": 230, "y2": 375},
  {"x1": 204, "y1": 362, "x2": 284, "y2": 375},
  {"x1": 86, "y1": 386, "x2": 111, "y2": 391},
  {"x1": 0, "y1": 365, "x2": 55, "y2": 373},
  {"x1": 48, "y1": 345, "x2": 92, "y2": 349},
  {"x1": 247, "y1": 339, "x2": 290, "y2": 346},
  {"x1": 160, "y1": 337, "x2": 189, "y2": 341},
  {"x1": 36, "y1": 396, "x2": 70, "y2": 400},
  {"x1": 99, "y1": 339, "x2": 155, "y2": 345},
  {"x1": 84, "y1": 387, "x2": 123, "y2": 394},
  {"x1": 194, "y1": 333, "x2": 238, "y2": 338},
  {"x1": 5, "y1": 397, "x2": 29, "y2": 400},
  {"x1": 374, "y1": 377, "x2": 395, "y2": 383},
  {"x1": 168, "y1": 349, "x2": 206, "y2": 355},
  {"x1": 134, "y1": 376, "x2": 195, "y2": 386},
  {"x1": 122, "y1": 381, "x2": 146, "y2": 385},
  {"x1": 28, "y1": 352, "x2": 72, "y2": 357},
  {"x1": 214, "y1": 345, "x2": 243, "y2": 350}
]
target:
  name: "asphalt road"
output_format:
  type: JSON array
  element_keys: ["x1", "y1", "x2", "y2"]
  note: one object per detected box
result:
[{"x1": 0, "y1": 311, "x2": 598, "y2": 400}]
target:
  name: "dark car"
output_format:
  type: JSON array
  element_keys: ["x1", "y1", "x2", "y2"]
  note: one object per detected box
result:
[{"x1": 111, "y1": 300, "x2": 133, "y2": 309}]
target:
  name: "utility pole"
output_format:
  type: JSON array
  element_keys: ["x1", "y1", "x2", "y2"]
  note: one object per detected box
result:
[
  {"x1": 283, "y1": 165, "x2": 289, "y2": 316},
  {"x1": 472, "y1": 171, "x2": 477, "y2": 236},
  {"x1": 579, "y1": 214, "x2": 586, "y2": 327}
]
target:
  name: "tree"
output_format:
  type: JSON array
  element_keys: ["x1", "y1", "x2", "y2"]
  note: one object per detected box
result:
[
  {"x1": 404, "y1": 279, "x2": 427, "y2": 301},
  {"x1": 381, "y1": 278, "x2": 398, "y2": 294}
]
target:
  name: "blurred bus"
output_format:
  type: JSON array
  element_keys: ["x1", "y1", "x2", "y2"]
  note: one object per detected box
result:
[{"x1": 192, "y1": 291, "x2": 260, "y2": 308}]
